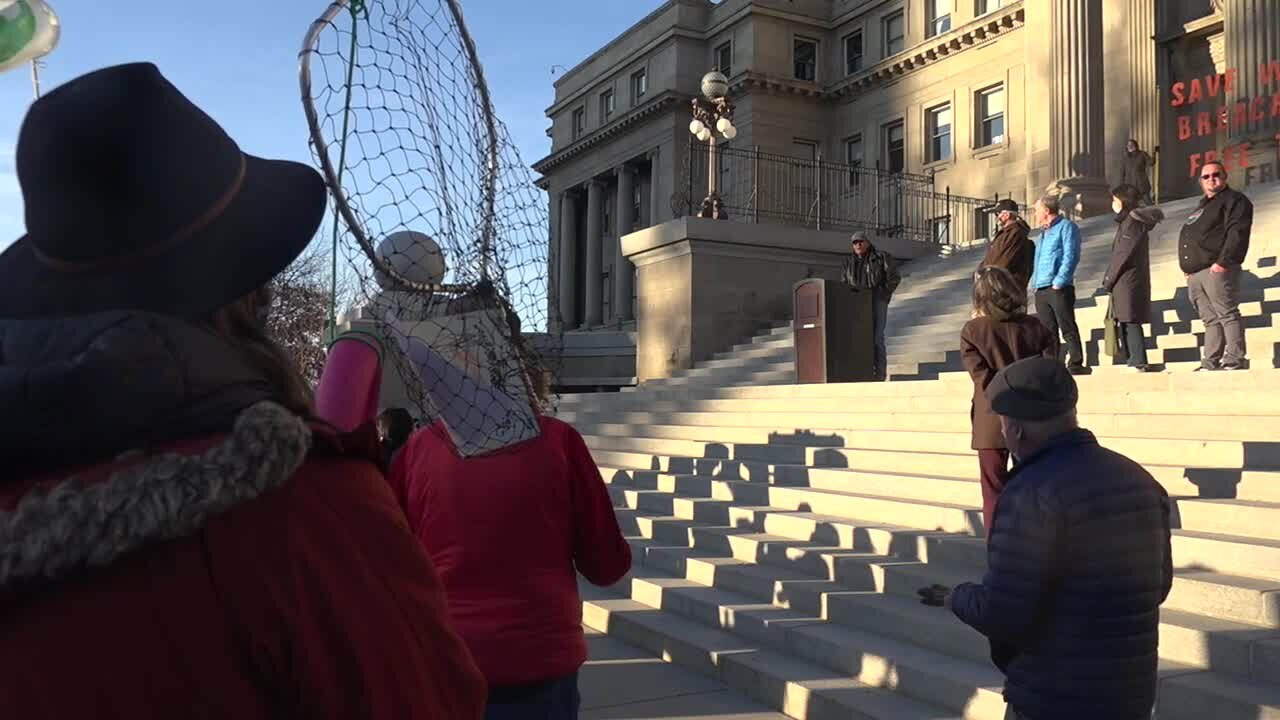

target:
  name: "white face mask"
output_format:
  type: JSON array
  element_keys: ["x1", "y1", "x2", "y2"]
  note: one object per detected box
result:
[{"x1": 1112, "y1": 198, "x2": 1124, "y2": 214}]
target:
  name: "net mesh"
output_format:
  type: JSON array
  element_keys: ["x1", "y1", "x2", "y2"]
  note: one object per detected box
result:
[{"x1": 302, "y1": 0, "x2": 559, "y2": 454}]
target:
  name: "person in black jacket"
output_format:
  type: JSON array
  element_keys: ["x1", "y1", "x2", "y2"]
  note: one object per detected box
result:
[
  {"x1": 945, "y1": 357, "x2": 1173, "y2": 720},
  {"x1": 1179, "y1": 160, "x2": 1253, "y2": 370},
  {"x1": 843, "y1": 231, "x2": 902, "y2": 381},
  {"x1": 1104, "y1": 184, "x2": 1163, "y2": 371}
]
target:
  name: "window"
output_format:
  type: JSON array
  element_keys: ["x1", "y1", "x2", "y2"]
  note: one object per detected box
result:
[
  {"x1": 882, "y1": 10, "x2": 905, "y2": 57},
  {"x1": 599, "y1": 89, "x2": 615, "y2": 124},
  {"x1": 927, "y1": 103, "x2": 952, "y2": 162},
  {"x1": 976, "y1": 207, "x2": 998, "y2": 239},
  {"x1": 845, "y1": 135, "x2": 864, "y2": 186},
  {"x1": 630, "y1": 68, "x2": 647, "y2": 104},
  {"x1": 571, "y1": 107, "x2": 585, "y2": 140},
  {"x1": 977, "y1": 0, "x2": 1005, "y2": 16},
  {"x1": 632, "y1": 183, "x2": 643, "y2": 223},
  {"x1": 715, "y1": 41, "x2": 732, "y2": 76},
  {"x1": 882, "y1": 120, "x2": 905, "y2": 173},
  {"x1": 977, "y1": 84, "x2": 1006, "y2": 147},
  {"x1": 794, "y1": 37, "x2": 817, "y2": 81},
  {"x1": 928, "y1": 0, "x2": 953, "y2": 37},
  {"x1": 844, "y1": 31, "x2": 864, "y2": 75},
  {"x1": 931, "y1": 217, "x2": 951, "y2": 245}
]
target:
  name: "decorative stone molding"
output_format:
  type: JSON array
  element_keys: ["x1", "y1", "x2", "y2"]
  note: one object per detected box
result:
[{"x1": 533, "y1": 92, "x2": 681, "y2": 175}]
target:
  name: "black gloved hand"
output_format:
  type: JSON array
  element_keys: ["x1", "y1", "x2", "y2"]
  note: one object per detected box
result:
[{"x1": 917, "y1": 583, "x2": 950, "y2": 607}]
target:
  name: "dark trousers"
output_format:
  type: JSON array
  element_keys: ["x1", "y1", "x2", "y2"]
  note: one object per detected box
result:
[
  {"x1": 978, "y1": 449, "x2": 1010, "y2": 535},
  {"x1": 872, "y1": 298, "x2": 889, "y2": 380},
  {"x1": 1188, "y1": 266, "x2": 1247, "y2": 368},
  {"x1": 1034, "y1": 286, "x2": 1084, "y2": 369},
  {"x1": 485, "y1": 672, "x2": 580, "y2": 720},
  {"x1": 1115, "y1": 321, "x2": 1148, "y2": 368}
]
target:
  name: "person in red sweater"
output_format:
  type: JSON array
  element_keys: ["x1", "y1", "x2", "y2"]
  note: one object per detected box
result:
[{"x1": 389, "y1": 375, "x2": 631, "y2": 720}]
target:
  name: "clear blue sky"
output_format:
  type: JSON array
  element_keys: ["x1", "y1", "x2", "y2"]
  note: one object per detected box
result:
[{"x1": 0, "y1": 0, "x2": 661, "y2": 254}]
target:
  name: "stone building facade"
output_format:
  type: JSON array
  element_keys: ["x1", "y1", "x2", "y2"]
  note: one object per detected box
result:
[{"x1": 533, "y1": 0, "x2": 1279, "y2": 382}]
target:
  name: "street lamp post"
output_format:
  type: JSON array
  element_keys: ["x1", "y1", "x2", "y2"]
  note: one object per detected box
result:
[{"x1": 689, "y1": 70, "x2": 736, "y2": 220}]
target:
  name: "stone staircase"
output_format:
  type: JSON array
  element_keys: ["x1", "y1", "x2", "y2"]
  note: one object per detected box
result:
[
  {"x1": 558, "y1": 183, "x2": 1280, "y2": 720},
  {"x1": 632, "y1": 182, "x2": 1280, "y2": 389}
]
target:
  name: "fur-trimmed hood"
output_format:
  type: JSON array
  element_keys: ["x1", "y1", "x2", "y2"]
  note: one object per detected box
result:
[
  {"x1": 0, "y1": 311, "x2": 315, "y2": 591},
  {"x1": 0, "y1": 401, "x2": 311, "y2": 591},
  {"x1": 1129, "y1": 206, "x2": 1164, "y2": 227}
]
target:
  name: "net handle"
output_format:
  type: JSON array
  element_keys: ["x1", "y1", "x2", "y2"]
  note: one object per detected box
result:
[
  {"x1": 298, "y1": 0, "x2": 471, "y2": 297},
  {"x1": 442, "y1": 0, "x2": 499, "y2": 280}
]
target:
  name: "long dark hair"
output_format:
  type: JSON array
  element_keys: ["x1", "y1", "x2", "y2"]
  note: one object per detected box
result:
[
  {"x1": 972, "y1": 266, "x2": 1027, "y2": 321},
  {"x1": 207, "y1": 287, "x2": 314, "y2": 417},
  {"x1": 1110, "y1": 184, "x2": 1142, "y2": 213}
]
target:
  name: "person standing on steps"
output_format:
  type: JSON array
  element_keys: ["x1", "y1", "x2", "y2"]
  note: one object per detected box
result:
[
  {"x1": 977, "y1": 199, "x2": 1035, "y2": 293},
  {"x1": 0, "y1": 63, "x2": 487, "y2": 720},
  {"x1": 1180, "y1": 160, "x2": 1253, "y2": 371},
  {"x1": 960, "y1": 267, "x2": 1056, "y2": 535},
  {"x1": 843, "y1": 230, "x2": 901, "y2": 381},
  {"x1": 388, "y1": 346, "x2": 632, "y2": 720},
  {"x1": 1030, "y1": 195, "x2": 1087, "y2": 375},
  {"x1": 1103, "y1": 184, "x2": 1163, "y2": 372},
  {"x1": 1120, "y1": 139, "x2": 1154, "y2": 205},
  {"x1": 946, "y1": 357, "x2": 1173, "y2": 720}
]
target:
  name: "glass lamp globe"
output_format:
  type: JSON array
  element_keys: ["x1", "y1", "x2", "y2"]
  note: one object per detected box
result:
[
  {"x1": 697, "y1": 128, "x2": 712, "y2": 142},
  {"x1": 700, "y1": 71, "x2": 729, "y2": 101},
  {"x1": 689, "y1": 119, "x2": 705, "y2": 136},
  {"x1": 716, "y1": 117, "x2": 731, "y2": 134},
  {"x1": 722, "y1": 125, "x2": 738, "y2": 140}
]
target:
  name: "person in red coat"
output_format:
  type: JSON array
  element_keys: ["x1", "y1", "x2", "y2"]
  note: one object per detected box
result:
[
  {"x1": 0, "y1": 63, "x2": 486, "y2": 720},
  {"x1": 960, "y1": 267, "x2": 1056, "y2": 534},
  {"x1": 389, "y1": 384, "x2": 632, "y2": 719}
]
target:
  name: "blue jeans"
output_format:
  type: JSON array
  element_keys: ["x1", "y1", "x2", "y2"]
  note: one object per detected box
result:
[
  {"x1": 872, "y1": 298, "x2": 889, "y2": 380},
  {"x1": 485, "y1": 672, "x2": 579, "y2": 720}
]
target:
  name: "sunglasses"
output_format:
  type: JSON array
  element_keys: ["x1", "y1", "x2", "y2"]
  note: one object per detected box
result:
[{"x1": 1201, "y1": 172, "x2": 1224, "y2": 180}]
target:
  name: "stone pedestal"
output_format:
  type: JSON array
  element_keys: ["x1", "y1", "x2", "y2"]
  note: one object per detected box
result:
[
  {"x1": 583, "y1": 180, "x2": 604, "y2": 328},
  {"x1": 613, "y1": 167, "x2": 635, "y2": 324},
  {"x1": 1048, "y1": 0, "x2": 1112, "y2": 217},
  {"x1": 622, "y1": 218, "x2": 930, "y2": 382}
]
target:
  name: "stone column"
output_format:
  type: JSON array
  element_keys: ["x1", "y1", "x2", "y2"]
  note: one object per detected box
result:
[
  {"x1": 557, "y1": 190, "x2": 579, "y2": 329},
  {"x1": 648, "y1": 148, "x2": 663, "y2": 226},
  {"x1": 583, "y1": 179, "x2": 604, "y2": 328},
  {"x1": 1226, "y1": 0, "x2": 1280, "y2": 162},
  {"x1": 613, "y1": 166, "x2": 636, "y2": 324},
  {"x1": 1127, "y1": 0, "x2": 1159, "y2": 161},
  {"x1": 1048, "y1": 0, "x2": 1112, "y2": 217}
]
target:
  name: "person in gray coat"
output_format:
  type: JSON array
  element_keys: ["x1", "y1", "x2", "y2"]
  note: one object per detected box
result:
[{"x1": 1103, "y1": 184, "x2": 1163, "y2": 371}]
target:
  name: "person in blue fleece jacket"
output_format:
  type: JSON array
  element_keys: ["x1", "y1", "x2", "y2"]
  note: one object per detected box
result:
[{"x1": 1029, "y1": 195, "x2": 1086, "y2": 374}]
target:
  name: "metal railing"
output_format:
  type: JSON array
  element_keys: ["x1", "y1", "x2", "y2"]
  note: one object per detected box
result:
[{"x1": 674, "y1": 139, "x2": 1025, "y2": 247}]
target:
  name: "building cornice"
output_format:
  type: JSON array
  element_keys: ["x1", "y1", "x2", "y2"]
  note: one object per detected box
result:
[
  {"x1": 830, "y1": 5, "x2": 1026, "y2": 101},
  {"x1": 532, "y1": 91, "x2": 682, "y2": 178}
]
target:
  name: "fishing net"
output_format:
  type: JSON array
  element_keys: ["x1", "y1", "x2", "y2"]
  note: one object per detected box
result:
[{"x1": 301, "y1": 0, "x2": 559, "y2": 455}]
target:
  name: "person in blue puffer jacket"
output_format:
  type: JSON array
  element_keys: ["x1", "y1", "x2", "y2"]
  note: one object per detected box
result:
[{"x1": 1029, "y1": 195, "x2": 1087, "y2": 374}]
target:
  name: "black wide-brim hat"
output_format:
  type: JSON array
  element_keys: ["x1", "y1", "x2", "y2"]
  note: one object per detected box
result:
[{"x1": 0, "y1": 62, "x2": 326, "y2": 318}]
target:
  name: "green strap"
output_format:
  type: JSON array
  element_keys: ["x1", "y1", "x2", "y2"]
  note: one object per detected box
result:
[{"x1": 326, "y1": 0, "x2": 368, "y2": 343}]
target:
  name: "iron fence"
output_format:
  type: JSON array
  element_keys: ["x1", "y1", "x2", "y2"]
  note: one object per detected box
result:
[{"x1": 674, "y1": 139, "x2": 1026, "y2": 248}]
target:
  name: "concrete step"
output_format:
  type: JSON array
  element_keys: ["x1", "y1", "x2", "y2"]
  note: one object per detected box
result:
[
  {"x1": 615, "y1": 564, "x2": 1010, "y2": 720},
  {"x1": 579, "y1": 585, "x2": 962, "y2": 720},
  {"x1": 619, "y1": 513, "x2": 1280, "y2": 699},
  {"x1": 566, "y1": 409, "x2": 1280, "y2": 443},
  {"x1": 582, "y1": 430, "x2": 1280, "y2": 478}
]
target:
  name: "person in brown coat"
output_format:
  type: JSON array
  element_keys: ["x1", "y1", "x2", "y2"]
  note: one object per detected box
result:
[
  {"x1": 977, "y1": 198, "x2": 1035, "y2": 292},
  {"x1": 1104, "y1": 184, "x2": 1164, "y2": 372},
  {"x1": 960, "y1": 266, "x2": 1056, "y2": 533}
]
